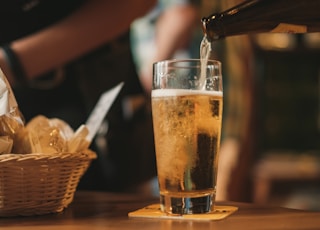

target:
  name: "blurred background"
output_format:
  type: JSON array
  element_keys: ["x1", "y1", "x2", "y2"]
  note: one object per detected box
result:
[
  {"x1": 249, "y1": 32, "x2": 320, "y2": 211},
  {"x1": 199, "y1": 0, "x2": 320, "y2": 211}
]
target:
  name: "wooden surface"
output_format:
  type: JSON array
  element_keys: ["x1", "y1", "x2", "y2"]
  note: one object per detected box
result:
[{"x1": 1, "y1": 190, "x2": 320, "y2": 230}]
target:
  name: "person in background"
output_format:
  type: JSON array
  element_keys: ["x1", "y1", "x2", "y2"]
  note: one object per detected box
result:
[
  {"x1": 0, "y1": 0, "x2": 158, "y2": 192},
  {"x1": 131, "y1": 0, "x2": 202, "y2": 94}
]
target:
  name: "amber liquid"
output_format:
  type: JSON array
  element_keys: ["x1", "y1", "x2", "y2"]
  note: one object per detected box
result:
[{"x1": 152, "y1": 89, "x2": 223, "y2": 214}]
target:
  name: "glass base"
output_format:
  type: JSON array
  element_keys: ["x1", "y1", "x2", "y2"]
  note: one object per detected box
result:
[{"x1": 160, "y1": 193, "x2": 215, "y2": 215}]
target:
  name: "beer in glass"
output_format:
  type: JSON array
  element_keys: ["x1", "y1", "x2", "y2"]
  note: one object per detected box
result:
[{"x1": 151, "y1": 59, "x2": 223, "y2": 214}]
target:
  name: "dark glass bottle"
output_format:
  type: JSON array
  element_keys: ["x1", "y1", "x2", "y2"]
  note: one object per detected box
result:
[{"x1": 202, "y1": 0, "x2": 320, "y2": 41}]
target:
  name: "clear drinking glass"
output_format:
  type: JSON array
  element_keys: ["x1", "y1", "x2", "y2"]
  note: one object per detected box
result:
[{"x1": 151, "y1": 59, "x2": 223, "y2": 215}]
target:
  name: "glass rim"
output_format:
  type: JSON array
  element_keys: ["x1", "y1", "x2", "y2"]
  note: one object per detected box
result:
[{"x1": 153, "y1": 58, "x2": 221, "y2": 66}]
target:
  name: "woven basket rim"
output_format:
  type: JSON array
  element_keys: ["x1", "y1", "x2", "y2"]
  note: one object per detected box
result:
[{"x1": 0, "y1": 149, "x2": 97, "y2": 162}]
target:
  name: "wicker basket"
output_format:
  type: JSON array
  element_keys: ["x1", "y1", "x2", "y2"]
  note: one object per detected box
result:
[{"x1": 0, "y1": 150, "x2": 96, "y2": 217}]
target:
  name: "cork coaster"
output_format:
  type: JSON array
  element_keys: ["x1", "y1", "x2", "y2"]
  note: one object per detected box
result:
[{"x1": 128, "y1": 204, "x2": 238, "y2": 221}]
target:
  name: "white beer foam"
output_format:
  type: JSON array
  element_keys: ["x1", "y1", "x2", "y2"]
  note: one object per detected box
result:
[{"x1": 152, "y1": 89, "x2": 223, "y2": 97}]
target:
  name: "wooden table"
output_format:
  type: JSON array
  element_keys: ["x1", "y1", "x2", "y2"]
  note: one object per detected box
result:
[{"x1": 1, "y1": 190, "x2": 319, "y2": 230}]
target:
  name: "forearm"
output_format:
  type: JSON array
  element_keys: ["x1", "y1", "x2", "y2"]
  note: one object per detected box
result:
[
  {"x1": 155, "y1": 5, "x2": 199, "y2": 61},
  {"x1": 139, "y1": 4, "x2": 199, "y2": 93},
  {"x1": 0, "y1": 0, "x2": 156, "y2": 85}
]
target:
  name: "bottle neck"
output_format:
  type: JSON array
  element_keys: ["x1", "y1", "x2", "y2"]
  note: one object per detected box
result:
[
  {"x1": 202, "y1": 0, "x2": 262, "y2": 41},
  {"x1": 201, "y1": 15, "x2": 224, "y2": 41},
  {"x1": 202, "y1": 0, "x2": 320, "y2": 42}
]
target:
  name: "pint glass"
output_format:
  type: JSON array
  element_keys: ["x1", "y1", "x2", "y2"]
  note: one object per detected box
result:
[{"x1": 151, "y1": 59, "x2": 223, "y2": 214}]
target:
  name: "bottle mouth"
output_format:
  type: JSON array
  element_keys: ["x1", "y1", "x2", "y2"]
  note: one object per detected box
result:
[
  {"x1": 201, "y1": 17, "x2": 210, "y2": 36},
  {"x1": 201, "y1": 15, "x2": 224, "y2": 42}
]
